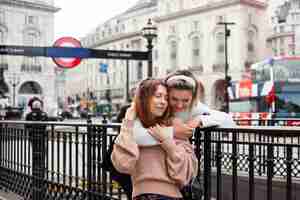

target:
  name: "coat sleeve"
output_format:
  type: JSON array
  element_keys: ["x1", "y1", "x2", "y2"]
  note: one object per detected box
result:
[
  {"x1": 191, "y1": 103, "x2": 236, "y2": 128},
  {"x1": 160, "y1": 139, "x2": 198, "y2": 187},
  {"x1": 111, "y1": 119, "x2": 139, "y2": 174}
]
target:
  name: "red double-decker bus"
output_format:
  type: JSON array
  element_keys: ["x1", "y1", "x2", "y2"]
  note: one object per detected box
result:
[{"x1": 229, "y1": 56, "x2": 300, "y2": 126}]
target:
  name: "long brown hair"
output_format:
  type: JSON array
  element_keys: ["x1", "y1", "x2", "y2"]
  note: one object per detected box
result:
[{"x1": 134, "y1": 78, "x2": 170, "y2": 128}]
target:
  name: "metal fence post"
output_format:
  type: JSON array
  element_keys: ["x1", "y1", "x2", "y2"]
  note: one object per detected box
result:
[
  {"x1": 31, "y1": 123, "x2": 47, "y2": 200},
  {"x1": 203, "y1": 129, "x2": 212, "y2": 200},
  {"x1": 0, "y1": 123, "x2": 2, "y2": 189},
  {"x1": 101, "y1": 114, "x2": 108, "y2": 197},
  {"x1": 86, "y1": 115, "x2": 93, "y2": 200}
]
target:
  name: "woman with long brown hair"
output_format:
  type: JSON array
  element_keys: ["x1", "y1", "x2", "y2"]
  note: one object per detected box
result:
[{"x1": 111, "y1": 78, "x2": 197, "y2": 200}]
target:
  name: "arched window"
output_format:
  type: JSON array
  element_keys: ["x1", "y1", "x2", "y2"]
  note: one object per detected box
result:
[
  {"x1": 18, "y1": 81, "x2": 42, "y2": 94},
  {"x1": 216, "y1": 32, "x2": 225, "y2": 65},
  {"x1": 170, "y1": 40, "x2": 178, "y2": 70},
  {"x1": 192, "y1": 36, "x2": 201, "y2": 67}
]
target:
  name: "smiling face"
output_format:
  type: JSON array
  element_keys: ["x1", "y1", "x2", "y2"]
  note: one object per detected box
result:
[
  {"x1": 169, "y1": 88, "x2": 193, "y2": 113},
  {"x1": 135, "y1": 78, "x2": 170, "y2": 128},
  {"x1": 149, "y1": 85, "x2": 168, "y2": 117}
]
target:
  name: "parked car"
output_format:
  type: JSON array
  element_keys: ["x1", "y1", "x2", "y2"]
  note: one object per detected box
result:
[
  {"x1": 48, "y1": 115, "x2": 64, "y2": 121},
  {"x1": 61, "y1": 110, "x2": 73, "y2": 119},
  {"x1": 2, "y1": 107, "x2": 23, "y2": 120}
]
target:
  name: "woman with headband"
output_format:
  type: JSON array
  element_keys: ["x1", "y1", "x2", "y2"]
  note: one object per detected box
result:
[
  {"x1": 164, "y1": 70, "x2": 235, "y2": 139},
  {"x1": 111, "y1": 78, "x2": 198, "y2": 200},
  {"x1": 133, "y1": 70, "x2": 235, "y2": 141}
]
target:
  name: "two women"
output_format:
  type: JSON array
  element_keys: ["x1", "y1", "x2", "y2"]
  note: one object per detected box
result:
[{"x1": 111, "y1": 78, "x2": 198, "y2": 200}]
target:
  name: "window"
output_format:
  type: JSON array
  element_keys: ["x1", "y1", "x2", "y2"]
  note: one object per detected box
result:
[
  {"x1": 247, "y1": 30, "x2": 256, "y2": 62},
  {"x1": 0, "y1": 30, "x2": 7, "y2": 68},
  {"x1": 279, "y1": 26, "x2": 284, "y2": 33},
  {"x1": 273, "y1": 48, "x2": 278, "y2": 56},
  {"x1": 26, "y1": 16, "x2": 37, "y2": 25},
  {"x1": 193, "y1": 21, "x2": 199, "y2": 31},
  {"x1": 215, "y1": 32, "x2": 225, "y2": 65},
  {"x1": 169, "y1": 25, "x2": 176, "y2": 34},
  {"x1": 154, "y1": 49, "x2": 158, "y2": 60},
  {"x1": 192, "y1": 36, "x2": 201, "y2": 67},
  {"x1": 166, "y1": 2, "x2": 171, "y2": 13},
  {"x1": 0, "y1": 11, "x2": 4, "y2": 23},
  {"x1": 280, "y1": 38, "x2": 284, "y2": 45},
  {"x1": 132, "y1": 19, "x2": 138, "y2": 31},
  {"x1": 248, "y1": 14, "x2": 252, "y2": 25},
  {"x1": 137, "y1": 62, "x2": 143, "y2": 80},
  {"x1": 28, "y1": 16, "x2": 34, "y2": 24},
  {"x1": 289, "y1": 44, "x2": 295, "y2": 55},
  {"x1": 170, "y1": 41, "x2": 178, "y2": 69},
  {"x1": 23, "y1": 31, "x2": 40, "y2": 72},
  {"x1": 0, "y1": 30, "x2": 3, "y2": 43},
  {"x1": 280, "y1": 48, "x2": 285, "y2": 56},
  {"x1": 217, "y1": 15, "x2": 224, "y2": 23}
]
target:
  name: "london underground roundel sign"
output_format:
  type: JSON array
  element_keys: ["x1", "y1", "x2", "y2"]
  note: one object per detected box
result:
[{"x1": 53, "y1": 37, "x2": 82, "y2": 69}]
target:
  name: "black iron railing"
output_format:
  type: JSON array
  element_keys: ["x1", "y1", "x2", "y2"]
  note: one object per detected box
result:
[
  {"x1": 197, "y1": 126, "x2": 300, "y2": 200},
  {"x1": 0, "y1": 121, "x2": 300, "y2": 200}
]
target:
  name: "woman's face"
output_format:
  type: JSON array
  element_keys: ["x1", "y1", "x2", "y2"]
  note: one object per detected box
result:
[
  {"x1": 149, "y1": 85, "x2": 168, "y2": 117},
  {"x1": 169, "y1": 88, "x2": 193, "y2": 113}
]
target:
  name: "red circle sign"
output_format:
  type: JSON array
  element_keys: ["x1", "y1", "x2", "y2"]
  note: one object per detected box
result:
[{"x1": 53, "y1": 37, "x2": 82, "y2": 69}]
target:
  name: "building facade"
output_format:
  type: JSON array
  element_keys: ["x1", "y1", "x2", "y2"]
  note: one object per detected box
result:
[
  {"x1": 0, "y1": 0, "x2": 59, "y2": 115},
  {"x1": 65, "y1": 0, "x2": 271, "y2": 112},
  {"x1": 267, "y1": 0, "x2": 300, "y2": 57}
]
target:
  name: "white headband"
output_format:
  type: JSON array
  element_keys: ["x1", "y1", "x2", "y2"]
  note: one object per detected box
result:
[{"x1": 166, "y1": 75, "x2": 196, "y2": 88}]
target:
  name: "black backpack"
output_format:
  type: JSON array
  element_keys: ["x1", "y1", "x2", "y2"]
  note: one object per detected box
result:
[
  {"x1": 180, "y1": 128, "x2": 203, "y2": 200},
  {"x1": 102, "y1": 137, "x2": 132, "y2": 199}
]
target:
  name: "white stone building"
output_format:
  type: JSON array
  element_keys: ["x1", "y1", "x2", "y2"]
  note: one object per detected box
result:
[
  {"x1": 65, "y1": 0, "x2": 271, "y2": 111},
  {"x1": 267, "y1": 0, "x2": 300, "y2": 56},
  {"x1": 0, "y1": 0, "x2": 59, "y2": 115}
]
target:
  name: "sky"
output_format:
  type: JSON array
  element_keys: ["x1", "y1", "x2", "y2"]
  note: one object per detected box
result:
[
  {"x1": 54, "y1": 0, "x2": 138, "y2": 40},
  {"x1": 54, "y1": 0, "x2": 284, "y2": 40}
]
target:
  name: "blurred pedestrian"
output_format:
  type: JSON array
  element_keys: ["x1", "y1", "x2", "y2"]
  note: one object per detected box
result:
[
  {"x1": 116, "y1": 87, "x2": 136, "y2": 123},
  {"x1": 25, "y1": 97, "x2": 48, "y2": 122},
  {"x1": 103, "y1": 87, "x2": 136, "y2": 199}
]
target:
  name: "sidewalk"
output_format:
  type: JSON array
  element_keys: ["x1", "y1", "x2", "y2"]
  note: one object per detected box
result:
[{"x1": 0, "y1": 190, "x2": 23, "y2": 200}]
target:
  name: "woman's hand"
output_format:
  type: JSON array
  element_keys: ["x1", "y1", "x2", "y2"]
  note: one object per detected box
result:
[
  {"x1": 186, "y1": 117, "x2": 202, "y2": 128},
  {"x1": 173, "y1": 118, "x2": 193, "y2": 140},
  {"x1": 148, "y1": 124, "x2": 170, "y2": 143}
]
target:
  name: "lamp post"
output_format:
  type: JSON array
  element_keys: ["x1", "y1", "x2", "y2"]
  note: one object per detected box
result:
[
  {"x1": 141, "y1": 19, "x2": 157, "y2": 78},
  {"x1": 217, "y1": 22, "x2": 235, "y2": 113},
  {"x1": 8, "y1": 73, "x2": 20, "y2": 107}
]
